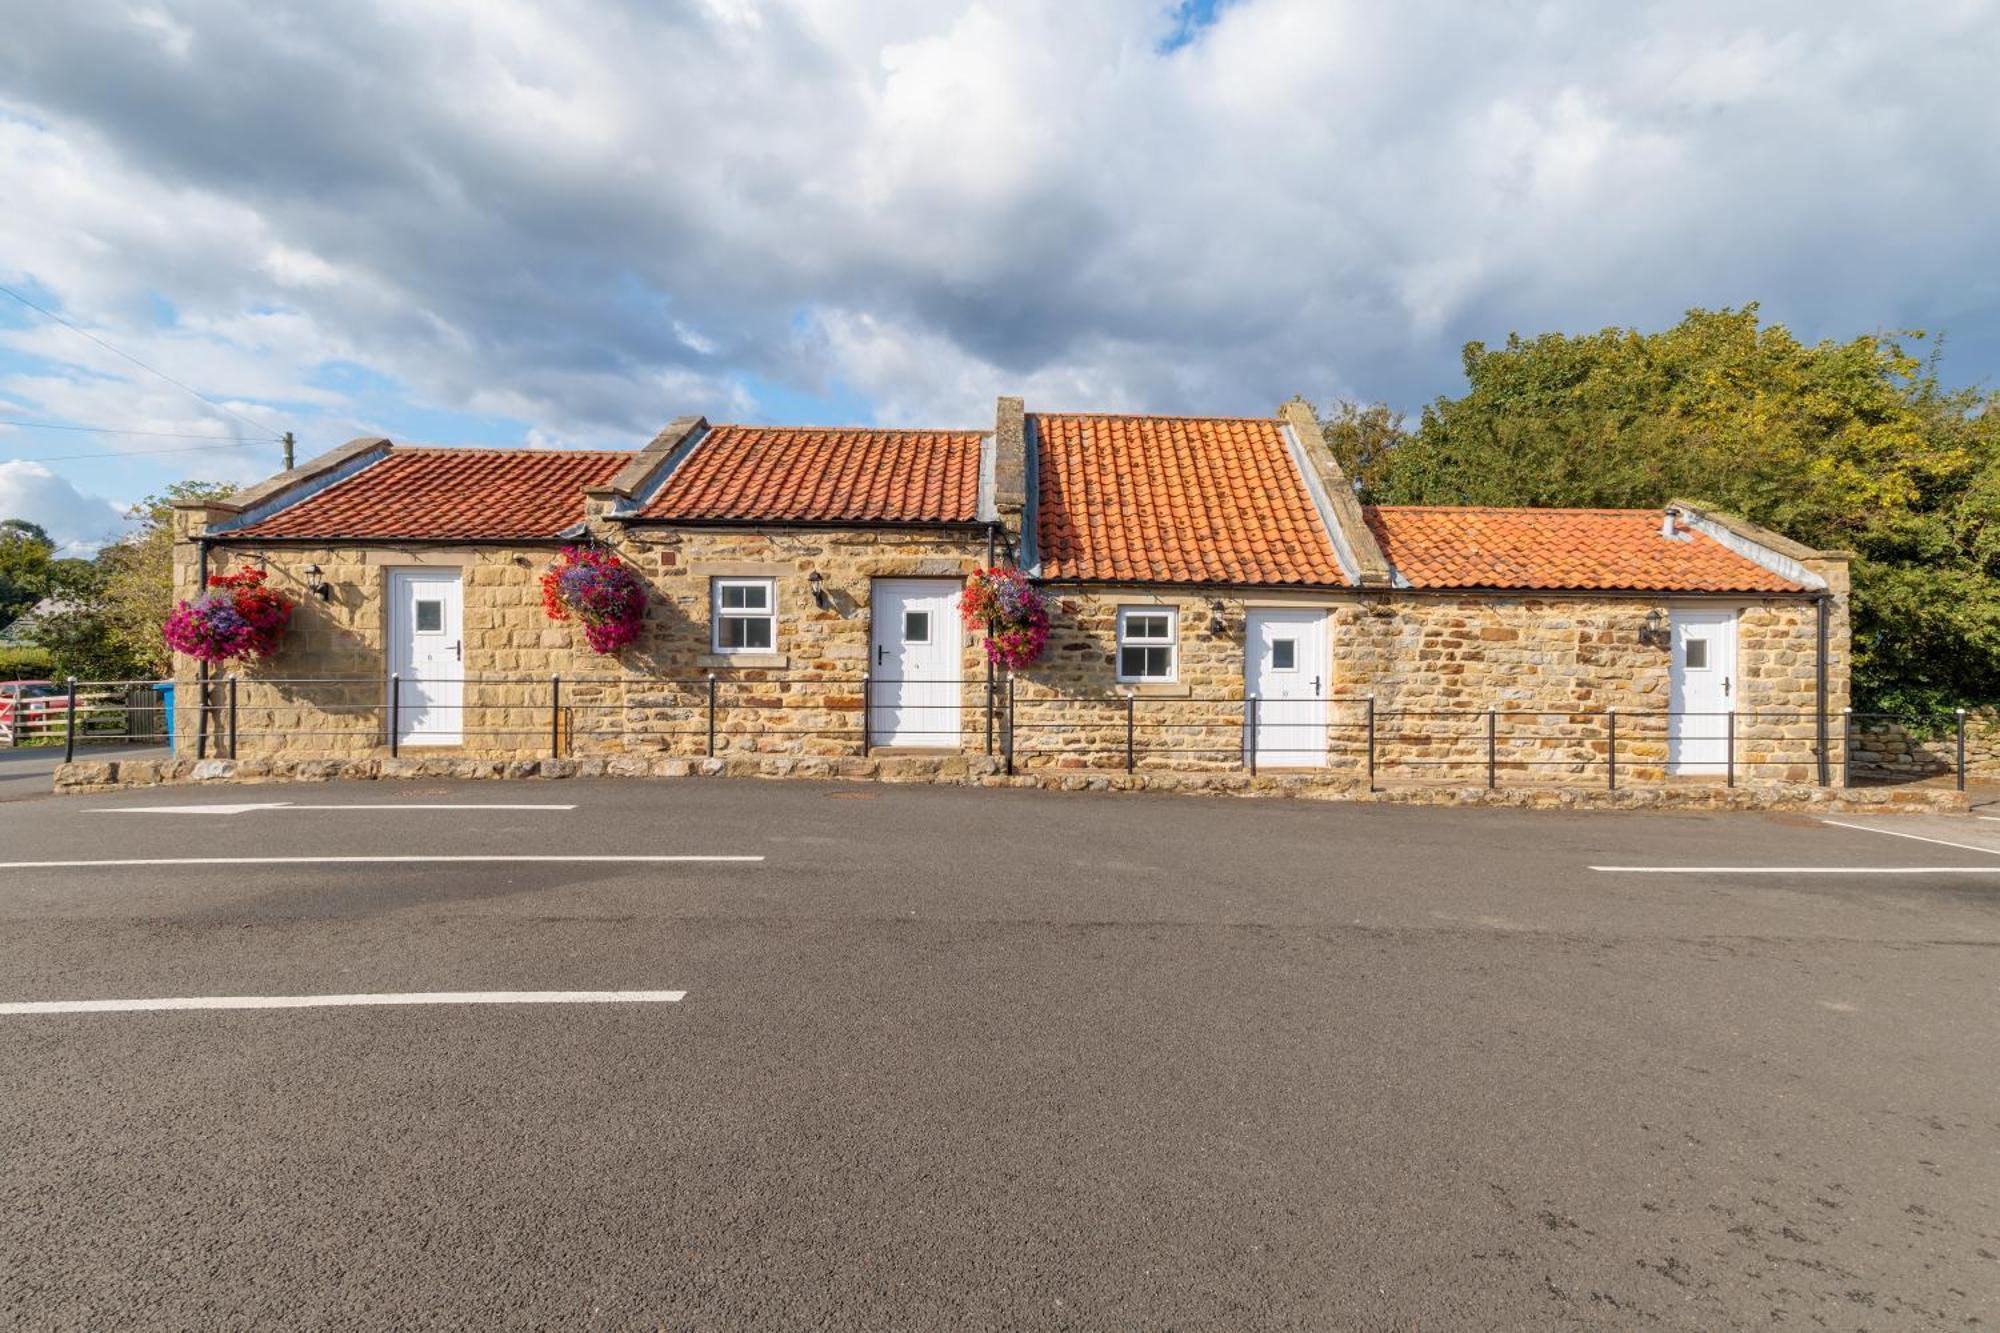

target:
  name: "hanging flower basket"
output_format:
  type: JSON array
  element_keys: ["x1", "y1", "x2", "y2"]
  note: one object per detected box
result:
[
  {"x1": 961, "y1": 566, "x2": 1050, "y2": 669},
  {"x1": 541, "y1": 545, "x2": 646, "y2": 654},
  {"x1": 162, "y1": 566, "x2": 295, "y2": 664}
]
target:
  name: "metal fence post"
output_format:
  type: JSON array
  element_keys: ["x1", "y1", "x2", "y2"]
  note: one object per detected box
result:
[
  {"x1": 388, "y1": 674, "x2": 400, "y2": 758},
  {"x1": 228, "y1": 674, "x2": 239, "y2": 760},
  {"x1": 1365, "y1": 696, "x2": 1376, "y2": 791},
  {"x1": 706, "y1": 673, "x2": 718, "y2": 757},
  {"x1": 984, "y1": 669, "x2": 994, "y2": 755},
  {"x1": 1952, "y1": 704, "x2": 1968, "y2": 788},
  {"x1": 1726, "y1": 710, "x2": 1735, "y2": 788},
  {"x1": 550, "y1": 674, "x2": 562, "y2": 758},
  {"x1": 1840, "y1": 707, "x2": 1852, "y2": 788},
  {"x1": 1126, "y1": 694, "x2": 1136, "y2": 773},
  {"x1": 1607, "y1": 708, "x2": 1617, "y2": 791},
  {"x1": 1003, "y1": 671, "x2": 1015, "y2": 776},
  {"x1": 1486, "y1": 708, "x2": 1497, "y2": 789},
  {"x1": 62, "y1": 676, "x2": 77, "y2": 764},
  {"x1": 1247, "y1": 695, "x2": 1259, "y2": 776},
  {"x1": 861, "y1": 673, "x2": 872, "y2": 757}
]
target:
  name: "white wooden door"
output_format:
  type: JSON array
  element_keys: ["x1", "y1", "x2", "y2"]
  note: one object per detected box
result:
[
  {"x1": 869, "y1": 579, "x2": 960, "y2": 748},
  {"x1": 1245, "y1": 608, "x2": 1329, "y2": 768},
  {"x1": 1668, "y1": 608, "x2": 1737, "y2": 773},
  {"x1": 388, "y1": 569, "x2": 464, "y2": 747}
]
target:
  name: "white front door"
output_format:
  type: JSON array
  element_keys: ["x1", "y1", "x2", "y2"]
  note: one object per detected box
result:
[
  {"x1": 388, "y1": 569, "x2": 464, "y2": 747},
  {"x1": 869, "y1": 579, "x2": 961, "y2": 748},
  {"x1": 1245, "y1": 608, "x2": 1329, "y2": 768},
  {"x1": 1668, "y1": 608, "x2": 1737, "y2": 773}
]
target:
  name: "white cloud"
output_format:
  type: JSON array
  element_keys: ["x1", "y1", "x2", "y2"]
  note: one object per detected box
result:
[
  {"x1": 0, "y1": 0, "x2": 1991, "y2": 485},
  {"x1": 0, "y1": 462, "x2": 130, "y2": 554}
]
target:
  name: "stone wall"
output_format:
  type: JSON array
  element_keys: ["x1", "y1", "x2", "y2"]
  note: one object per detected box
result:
[
  {"x1": 175, "y1": 512, "x2": 1850, "y2": 789},
  {"x1": 1006, "y1": 586, "x2": 1840, "y2": 785},
  {"x1": 176, "y1": 510, "x2": 991, "y2": 761},
  {"x1": 1845, "y1": 711, "x2": 2000, "y2": 783}
]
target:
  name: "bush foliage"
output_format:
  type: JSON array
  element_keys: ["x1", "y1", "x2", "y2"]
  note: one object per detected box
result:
[{"x1": 1321, "y1": 306, "x2": 2000, "y2": 715}]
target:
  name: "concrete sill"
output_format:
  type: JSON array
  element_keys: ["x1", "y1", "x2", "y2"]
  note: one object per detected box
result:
[
  {"x1": 696, "y1": 653, "x2": 789, "y2": 669},
  {"x1": 1118, "y1": 682, "x2": 1193, "y2": 698}
]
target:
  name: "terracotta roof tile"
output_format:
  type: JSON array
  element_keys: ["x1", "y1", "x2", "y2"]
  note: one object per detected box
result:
[
  {"x1": 638, "y1": 425, "x2": 983, "y2": 523},
  {"x1": 1365, "y1": 506, "x2": 1804, "y2": 593},
  {"x1": 1033, "y1": 414, "x2": 1348, "y2": 586},
  {"x1": 231, "y1": 448, "x2": 630, "y2": 541}
]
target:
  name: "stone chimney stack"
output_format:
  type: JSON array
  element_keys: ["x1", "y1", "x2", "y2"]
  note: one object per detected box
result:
[{"x1": 993, "y1": 395, "x2": 1028, "y2": 555}]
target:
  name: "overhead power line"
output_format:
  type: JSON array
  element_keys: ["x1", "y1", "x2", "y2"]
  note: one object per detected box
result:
[
  {"x1": 0, "y1": 283, "x2": 286, "y2": 441},
  {"x1": 3, "y1": 439, "x2": 270, "y2": 465},
  {"x1": 0, "y1": 418, "x2": 272, "y2": 441}
]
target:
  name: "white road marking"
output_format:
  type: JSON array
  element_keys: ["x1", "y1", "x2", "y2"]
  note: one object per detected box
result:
[
  {"x1": 0, "y1": 854, "x2": 761, "y2": 869},
  {"x1": 0, "y1": 990, "x2": 686, "y2": 1016},
  {"x1": 1591, "y1": 866, "x2": 2000, "y2": 875},
  {"x1": 1819, "y1": 818, "x2": 2000, "y2": 857},
  {"x1": 88, "y1": 802, "x2": 577, "y2": 815}
]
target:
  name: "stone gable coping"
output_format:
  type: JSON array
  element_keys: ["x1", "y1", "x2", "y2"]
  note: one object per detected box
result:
[
  {"x1": 1275, "y1": 400, "x2": 1393, "y2": 586},
  {"x1": 594, "y1": 415, "x2": 707, "y2": 505},
  {"x1": 198, "y1": 436, "x2": 394, "y2": 532},
  {"x1": 1666, "y1": 498, "x2": 1840, "y2": 590}
]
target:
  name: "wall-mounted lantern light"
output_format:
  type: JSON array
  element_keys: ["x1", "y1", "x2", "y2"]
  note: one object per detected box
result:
[
  {"x1": 807, "y1": 569, "x2": 830, "y2": 609},
  {"x1": 1207, "y1": 598, "x2": 1227, "y2": 636},
  {"x1": 1639, "y1": 607, "x2": 1669, "y2": 647},
  {"x1": 302, "y1": 563, "x2": 332, "y2": 600}
]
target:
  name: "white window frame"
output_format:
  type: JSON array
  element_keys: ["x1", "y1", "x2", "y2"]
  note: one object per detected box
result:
[
  {"x1": 1116, "y1": 605, "x2": 1178, "y2": 683},
  {"x1": 711, "y1": 577, "x2": 777, "y2": 654}
]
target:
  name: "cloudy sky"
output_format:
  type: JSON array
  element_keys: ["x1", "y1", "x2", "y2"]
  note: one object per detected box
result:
[{"x1": 1, "y1": 0, "x2": 1995, "y2": 551}]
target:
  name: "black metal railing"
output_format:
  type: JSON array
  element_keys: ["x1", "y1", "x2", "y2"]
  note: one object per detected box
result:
[{"x1": 32, "y1": 673, "x2": 1983, "y2": 792}]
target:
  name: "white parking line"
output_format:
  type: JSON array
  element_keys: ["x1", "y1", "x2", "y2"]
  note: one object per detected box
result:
[
  {"x1": 1819, "y1": 818, "x2": 2000, "y2": 857},
  {"x1": 0, "y1": 854, "x2": 762, "y2": 869},
  {"x1": 1592, "y1": 865, "x2": 2000, "y2": 875},
  {"x1": 0, "y1": 990, "x2": 686, "y2": 1016},
  {"x1": 88, "y1": 802, "x2": 578, "y2": 815}
]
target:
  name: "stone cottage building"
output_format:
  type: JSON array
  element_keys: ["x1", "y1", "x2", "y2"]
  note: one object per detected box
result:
[{"x1": 171, "y1": 398, "x2": 1850, "y2": 786}]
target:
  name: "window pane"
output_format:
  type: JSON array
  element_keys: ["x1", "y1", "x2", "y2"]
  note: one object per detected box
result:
[
  {"x1": 1120, "y1": 646, "x2": 1147, "y2": 678},
  {"x1": 721, "y1": 616, "x2": 773, "y2": 650},
  {"x1": 1684, "y1": 638, "x2": 1708, "y2": 670},
  {"x1": 1127, "y1": 612, "x2": 1169, "y2": 642},
  {"x1": 1122, "y1": 645, "x2": 1171, "y2": 679},
  {"x1": 415, "y1": 600, "x2": 443, "y2": 633},
  {"x1": 1271, "y1": 638, "x2": 1296, "y2": 670},
  {"x1": 904, "y1": 610, "x2": 930, "y2": 643},
  {"x1": 720, "y1": 582, "x2": 769, "y2": 611}
]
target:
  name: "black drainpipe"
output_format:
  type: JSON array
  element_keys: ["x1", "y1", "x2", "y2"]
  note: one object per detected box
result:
[
  {"x1": 1815, "y1": 591, "x2": 1831, "y2": 787},
  {"x1": 984, "y1": 523, "x2": 998, "y2": 756}
]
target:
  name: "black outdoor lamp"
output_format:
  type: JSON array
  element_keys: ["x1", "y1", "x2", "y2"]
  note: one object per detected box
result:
[
  {"x1": 807, "y1": 570, "x2": 830, "y2": 609},
  {"x1": 302, "y1": 563, "x2": 331, "y2": 600},
  {"x1": 1207, "y1": 598, "x2": 1227, "y2": 636},
  {"x1": 1639, "y1": 607, "x2": 1669, "y2": 647}
]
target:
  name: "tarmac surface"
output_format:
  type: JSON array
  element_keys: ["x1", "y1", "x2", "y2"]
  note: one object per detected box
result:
[{"x1": 2, "y1": 777, "x2": 1997, "y2": 1329}]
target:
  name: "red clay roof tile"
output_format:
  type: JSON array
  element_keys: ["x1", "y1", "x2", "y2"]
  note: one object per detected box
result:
[
  {"x1": 1033, "y1": 414, "x2": 1349, "y2": 586},
  {"x1": 230, "y1": 448, "x2": 630, "y2": 541},
  {"x1": 1365, "y1": 506, "x2": 1803, "y2": 593},
  {"x1": 637, "y1": 425, "x2": 982, "y2": 524}
]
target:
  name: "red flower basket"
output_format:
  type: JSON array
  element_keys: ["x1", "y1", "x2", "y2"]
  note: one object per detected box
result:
[
  {"x1": 162, "y1": 566, "x2": 294, "y2": 664},
  {"x1": 960, "y1": 567, "x2": 1050, "y2": 669},
  {"x1": 541, "y1": 546, "x2": 646, "y2": 654}
]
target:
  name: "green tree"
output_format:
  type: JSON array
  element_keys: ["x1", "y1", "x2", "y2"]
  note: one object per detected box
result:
[
  {"x1": 19, "y1": 480, "x2": 237, "y2": 680},
  {"x1": 1328, "y1": 306, "x2": 2000, "y2": 714},
  {"x1": 0, "y1": 519, "x2": 56, "y2": 626}
]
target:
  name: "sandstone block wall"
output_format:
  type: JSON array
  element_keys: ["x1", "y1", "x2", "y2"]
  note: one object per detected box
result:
[
  {"x1": 174, "y1": 512, "x2": 1850, "y2": 788},
  {"x1": 176, "y1": 513, "x2": 992, "y2": 761}
]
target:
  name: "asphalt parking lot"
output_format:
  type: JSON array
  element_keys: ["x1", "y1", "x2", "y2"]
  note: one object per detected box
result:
[{"x1": 2, "y1": 778, "x2": 1997, "y2": 1330}]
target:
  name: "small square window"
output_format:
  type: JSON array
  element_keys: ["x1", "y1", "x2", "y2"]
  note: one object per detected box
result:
[
  {"x1": 1271, "y1": 638, "x2": 1297, "y2": 671},
  {"x1": 903, "y1": 610, "x2": 931, "y2": 644},
  {"x1": 1684, "y1": 638, "x2": 1708, "y2": 670},
  {"x1": 415, "y1": 600, "x2": 443, "y2": 633},
  {"x1": 1117, "y1": 606, "x2": 1178, "y2": 682},
  {"x1": 713, "y1": 578, "x2": 777, "y2": 654}
]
